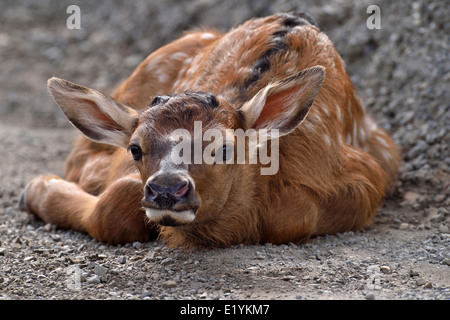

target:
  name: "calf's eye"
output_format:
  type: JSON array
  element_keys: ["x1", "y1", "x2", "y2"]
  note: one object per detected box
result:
[
  {"x1": 129, "y1": 145, "x2": 143, "y2": 161},
  {"x1": 222, "y1": 145, "x2": 233, "y2": 162}
]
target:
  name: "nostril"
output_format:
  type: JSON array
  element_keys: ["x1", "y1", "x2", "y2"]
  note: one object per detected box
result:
[
  {"x1": 147, "y1": 183, "x2": 161, "y2": 197},
  {"x1": 173, "y1": 183, "x2": 189, "y2": 198}
]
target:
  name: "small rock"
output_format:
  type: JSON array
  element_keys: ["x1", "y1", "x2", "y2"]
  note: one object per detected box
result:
[
  {"x1": 406, "y1": 142, "x2": 428, "y2": 160},
  {"x1": 380, "y1": 266, "x2": 391, "y2": 274},
  {"x1": 151, "y1": 273, "x2": 161, "y2": 281},
  {"x1": 118, "y1": 256, "x2": 126, "y2": 264},
  {"x1": 403, "y1": 191, "x2": 420, "y2": 203},
  {"x1": 132, "y1": 242, "x2": 143, "y2": 250},
  {"x1": 399, "y1": 223, "x2": 410, "y2": 230},
  {"x1": 438, "y1": 224, "x2": 449, "y2": 233},
  {"x1": 365, "y1": 293, "x2": 376, "y2": 300},
  {"x1": 86, "y1": 275, "x2": 101, "y2": 284},
  {"x1": 68, "y1": 256, "x2": 83, "y2": 264},
  {"x1": 162, "y1": 280, "x2": 177, "y2": 288},
  {"x1": 160, "y1": 258, "x2": 173, "y2": 265},
  {"x1": 94, "y1": 264, "x2": 108, "y2": 277},
  {"x1": 140, "y1": 291, "x2": 152, "y2": 298},
  {"x1": 255, "y1": 251, "x2": 265, "y2": 260},
  {"x1": 144, "y1": 252, "x2": 155, "y2": 262},
  {"x1": 434, "y1": 194, "x2": 446, "y2": 202},
  {"x1": 416, "y1": 278, "x2": 426, "y2": 286},
  {"x1": 438, "y1": 207, "x2": 449, "y2": 216},
  {"x1": 409, "y1": 269, "x2": 419, "y2": 277},
  {"x1": 23, "y1": 256, "x2": 35, "y2": 262},
  {"x1": 399, "y1": 111, "x2": 414, "y2": 125},
  {"x1": 441, "y1": 258, "x2": 450, "y2": 266},
  {"x1": 430, "y1": 213, "x2": 445, "y2": 223}
]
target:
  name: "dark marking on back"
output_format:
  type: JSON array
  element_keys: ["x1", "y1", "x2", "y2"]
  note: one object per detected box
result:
[
  {"x1": 243, "y1": 29, "x2": 289, "y2": 90},
  {"x1": 241, "y1": 12, "x2": 318, "y2": 96},
  {"x1": 281, "y1": 11, "x2": 318, "y2": 28}
]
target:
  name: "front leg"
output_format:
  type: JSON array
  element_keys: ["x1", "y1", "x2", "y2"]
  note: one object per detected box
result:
[{"x1": 20, "y1": 175, "x2": 157, "y2": 244}]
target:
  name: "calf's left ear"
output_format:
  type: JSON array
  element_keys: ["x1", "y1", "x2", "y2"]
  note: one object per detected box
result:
[
  {"x1": 48, "y1": 77, "x2": 139, "y2": 148},
  {"x1": 239, "y1": 66, "x2": 325, "y2": 137}
]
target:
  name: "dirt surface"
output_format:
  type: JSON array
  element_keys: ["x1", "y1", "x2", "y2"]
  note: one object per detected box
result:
[{"x1": 0, "y1": 0, "x2": 449, "y2": 300}]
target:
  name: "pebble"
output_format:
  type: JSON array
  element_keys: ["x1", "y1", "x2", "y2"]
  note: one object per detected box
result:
[
  {"x1": 399, "y1": 223, "x2": 410, "y2": 230},
  {"x1": 416, "y1": 278, "x2": 426, "y2": 286},
  {"x1": 406, "y1": 141, "x2": 428, "y2": 160},
  {"x1": 118, "y1": 256, "x2": 126, "y2": 264},
  {"x1": 403, "y1": 191, "x2": 420, "y2": 203},
  {"x1": 430, "y1": 213, "x2": 445, "y2": 223},
  {"x1": 365, "y1": 293, "x2": 376, "y2": 300},
  {"x1": 23, "y1": 256, "x2": 35, "y2": 262},
  {"x1": 140, "y1": 291, "x2": 152, "y2": 298},
  {"x1": 161, "y1": 258, "x2": 173, "y2": 265},
  {"x1": 438, "y1": 224, "x2": 449, "y2": 233},
  {"x1": 162, "y1": 280, "x2": 177, "y2": 288},
  {"x1": 380, "y1": 266, "x2": 391, "y2": 274},
  {"x1": 93, "y1": 264, "x2": 108, "y2": 277},
  {"x1": 151, "y1": 273, "x2": 161, "y2": 281},
  {"x1": 132, "y1": 242, "x2": 143, "y2": 250},
  {"x1": 86, "y1": 275, "x2": 101, "y2": 284},
  {"x1": 409, "y1": 270, "x2": 419, "y2": 277}
]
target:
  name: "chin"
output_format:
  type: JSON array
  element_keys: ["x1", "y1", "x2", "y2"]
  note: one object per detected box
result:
[{"x1": 145, "y1": 208, "x2": 196, "y2": 226}]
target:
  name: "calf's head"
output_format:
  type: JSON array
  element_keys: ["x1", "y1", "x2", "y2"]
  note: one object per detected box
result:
[{"x1": 47, "y1": 66, "x2": 324, "y2": 226}]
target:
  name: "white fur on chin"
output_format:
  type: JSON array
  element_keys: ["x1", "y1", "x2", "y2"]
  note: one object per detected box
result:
[{"x1": 145, "y1": 208, "x2": 196, "y2": 224}]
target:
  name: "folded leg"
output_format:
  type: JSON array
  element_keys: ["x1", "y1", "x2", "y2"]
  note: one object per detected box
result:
[{"x1": 20, "y1": 174, "x2": 157, "y2": 244}]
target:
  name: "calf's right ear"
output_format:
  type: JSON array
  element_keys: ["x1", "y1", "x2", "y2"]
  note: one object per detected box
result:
[{"x1": 48, "y1": 77, "x2": 139, "y2": 148}]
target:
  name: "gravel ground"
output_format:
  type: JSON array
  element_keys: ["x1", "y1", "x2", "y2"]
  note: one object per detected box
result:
[{"x1": 0, "y1": 0, "x2": 449, "y2": 300}]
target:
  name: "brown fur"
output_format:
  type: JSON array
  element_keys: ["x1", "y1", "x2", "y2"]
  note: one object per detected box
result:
[{"x1": 20, "y1": 13, "x2": 400, "y2": 248}]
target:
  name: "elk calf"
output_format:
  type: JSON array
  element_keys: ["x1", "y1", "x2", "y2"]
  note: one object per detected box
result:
[{"x1": 20, "y1": 13, "x2": 400, "y2": 248}]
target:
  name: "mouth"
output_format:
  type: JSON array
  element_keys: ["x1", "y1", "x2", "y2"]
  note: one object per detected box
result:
[{"x1": 145, "y1": 207, "x2": 196, "y2": 226}]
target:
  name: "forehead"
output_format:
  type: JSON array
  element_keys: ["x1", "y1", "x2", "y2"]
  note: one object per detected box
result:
[{"x1": 136, "y1": 92, "x2": 240, "y2": 138}]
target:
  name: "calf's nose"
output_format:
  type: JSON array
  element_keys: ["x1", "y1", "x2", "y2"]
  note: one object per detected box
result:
[{"x1": 144, "y1": 174, "x2": 190, "y2": 209}]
